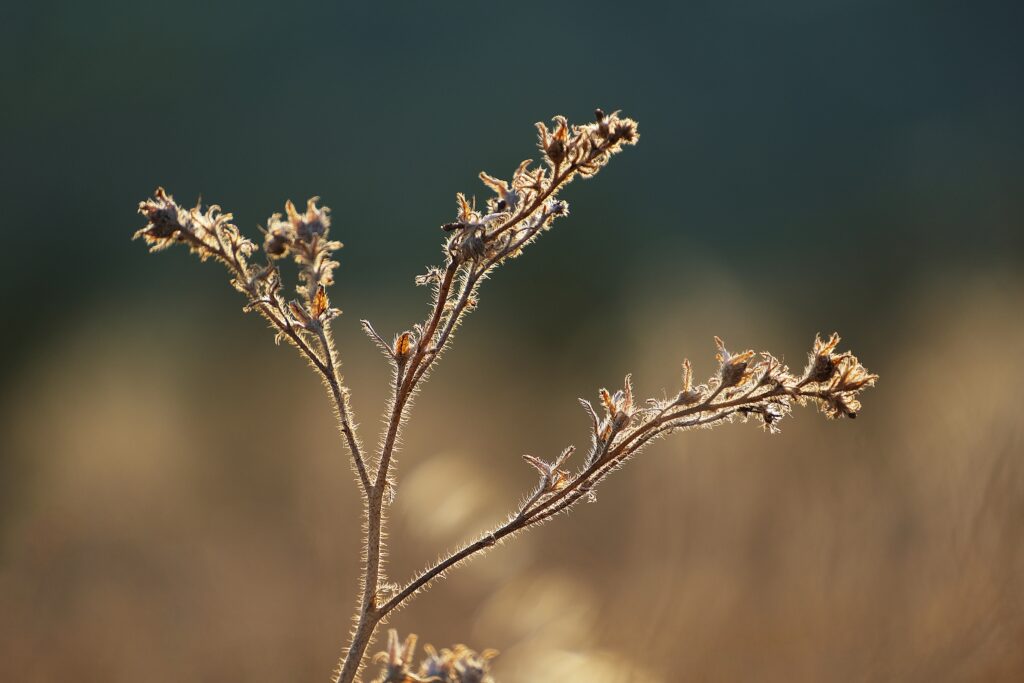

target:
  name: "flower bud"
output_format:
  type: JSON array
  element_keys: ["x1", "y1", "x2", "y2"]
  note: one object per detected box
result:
[{"x1": 393, "y1": 331, "x2": 415, "y2": 363}]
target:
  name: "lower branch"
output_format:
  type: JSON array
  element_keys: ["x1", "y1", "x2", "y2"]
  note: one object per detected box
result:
[{"x1": 377, "y1": 356, "x2": 875, "y2": 621}]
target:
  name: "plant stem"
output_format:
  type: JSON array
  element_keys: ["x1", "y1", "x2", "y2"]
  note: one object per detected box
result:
[
  {"x1": 335, "y1": 608, "x2": 381, "y2": 683},
  {"x1": 335, "y1": 132, "x2": 634, "y2": 680},
  {"x1": 317, "y1": 326, "x2": 371, "y2": 496}
]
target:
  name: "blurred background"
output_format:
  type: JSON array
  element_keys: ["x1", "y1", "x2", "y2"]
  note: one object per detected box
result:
[{"x1": 2, "y1": 1, "x2": 1023, "y2": 681}]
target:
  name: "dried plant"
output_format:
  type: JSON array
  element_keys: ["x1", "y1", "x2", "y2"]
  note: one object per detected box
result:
[
  {"x1": 134, "y1": 108, "x2": 876, "y2": 682},
  {"x1": 372, "y1": 629, "x2": 497, "y2": 683}
]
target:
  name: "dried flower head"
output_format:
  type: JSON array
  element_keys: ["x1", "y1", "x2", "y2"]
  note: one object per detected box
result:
[
  {"x1": 136, "y1": 187, "x2": 186, "y2": 241},
  {"x1": 136, "y1": 188, "x2": 257, "y2": 267},
  {"x1": 418, "y1": 642, "x2": 498, "y2": 683},
  {"x1": 803, "y1": 332, "x2": 844, "y2": 384},
  {"x1": 715, "y1": 336, "x2": 756, "y2": 389},
  {"x1": 264, "y1": 197, "x2": 343, "y2": 301},
  {"x1": 372, "y1": 630, "x2": 432, "y2": 683},
  {"x1": 795, "y1": 333, "x2": 878, "y2": 419},
  {"x1": 370, "y1": 631, "x2": 497, "y2": 683}
]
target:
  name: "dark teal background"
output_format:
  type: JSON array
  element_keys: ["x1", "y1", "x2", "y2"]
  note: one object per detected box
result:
[{"x1": 2, "y1": 1, "x2": 1022, "y2": 367}]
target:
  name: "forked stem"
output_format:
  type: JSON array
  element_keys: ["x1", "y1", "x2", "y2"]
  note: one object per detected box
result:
[{"x1": 135, "y1": 110, "x2": 874, "y2": 683}]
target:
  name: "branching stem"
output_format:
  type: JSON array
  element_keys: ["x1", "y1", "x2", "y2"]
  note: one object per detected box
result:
[{"x1": 134, "y1": 109, "x2": 874, "y2": 683}]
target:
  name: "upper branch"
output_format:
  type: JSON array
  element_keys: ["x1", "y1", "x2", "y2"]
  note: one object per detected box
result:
[
  {"x1": 135, "y1": 189, "x2": 372, "y2": 496},
  {"x1": 366, "y1": 109, "x2": 640, "y2": 491}
]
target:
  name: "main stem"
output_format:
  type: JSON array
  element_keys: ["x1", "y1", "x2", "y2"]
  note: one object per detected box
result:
[
  {"x1": 335, "y1": 264, "x2": 460, "y2": 683},
  {"x1": 335, "y1": 605, "x2": 381, "y2": 683},
  {"x1": 335, "y1": 163, "x2": 590, "y2": 681}
]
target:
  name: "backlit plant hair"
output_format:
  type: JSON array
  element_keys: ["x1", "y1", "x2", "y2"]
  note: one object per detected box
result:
[{"x1": 135, "y1": 108, "x2": 876, "y2": 683}]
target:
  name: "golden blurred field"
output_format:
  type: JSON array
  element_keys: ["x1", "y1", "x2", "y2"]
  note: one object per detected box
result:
[
  {"x1": 2, "y1": 266, "x2": 1021, "y2": 682},
  {"x1": 4, "y1": 0, "x2": 1023, "y2": 679}
]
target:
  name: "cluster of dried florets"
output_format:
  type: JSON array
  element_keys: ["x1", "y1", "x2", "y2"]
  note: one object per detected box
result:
[
  {"x1": 134, "y1": 108, "x2": 875, "y2": 683},
  {"x1": 507, "y1": 333, "x2": 878, "y2": 526},
  {"x1": 136, "y1": 187, "x2": 368, "y2": 492},
  {"x1": 264, "y1": 198, "x2": 342, "y2": 302},
  {"x1": 441, "y1": 109, "x2": 637, "y2": 266},
  {"x1": 135, "y1": 189, "x2": 343, "y2": 337},
  {"x1": 801, "y1": 332, "x2": 878, "y2": 418},
  {"x1": 136, "y1": 187, "x2": 258, "y2": 267},
  {"x1": 373, "y1": 630, "x2": 497, "y2": 683}
]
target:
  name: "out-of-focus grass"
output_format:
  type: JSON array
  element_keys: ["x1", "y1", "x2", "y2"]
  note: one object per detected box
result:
[{"x1": 1, "y1": 270, "x2": 1021, "y2": 682}]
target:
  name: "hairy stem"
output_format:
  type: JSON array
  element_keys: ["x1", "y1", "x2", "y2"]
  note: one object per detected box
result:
[
  {"x1": 376, "y1": 386, "x2": 816, "y2": 620},
  {"x1": 175, "y1": 229, "x2": 368, "y2": 478},
  {"x1": 336, "y1": 141, "x2": 634, "y2": 680},
  {"x1": 177, "y1": 228, "x2": 371, "y2": 496},
  {"x1": 335, "y1": 610, "x2": 381, "y2": 683},
  {"x1": 335, "y1": 263, "x2": 461, "y2": 683},
  {"x1": 316, "y1": 326, "x2": 372, "y2": 496}
]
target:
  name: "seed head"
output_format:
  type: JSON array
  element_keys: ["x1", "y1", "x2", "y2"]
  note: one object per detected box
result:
[
  {"x1": 286, "y1": 197, "x2": 330, "y2": 242},
  {"x1": 714, "y1": 337, "x2": 755, "y2": 389},
  {"x1": 136, "y1": 187, "x2": 185, "y2": 241},
  {"x1": 804, "y1": 332, "x2": 845, "y2": 384}
]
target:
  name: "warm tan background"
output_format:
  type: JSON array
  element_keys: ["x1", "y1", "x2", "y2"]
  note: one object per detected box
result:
[{"x1": 2, "y1": 2, "x2": 1023, "y2": 681}]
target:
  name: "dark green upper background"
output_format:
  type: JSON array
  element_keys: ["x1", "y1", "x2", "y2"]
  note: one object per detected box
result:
[{"x1": 2, "y1": 1, "x2": 1022, "y2": 364}]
